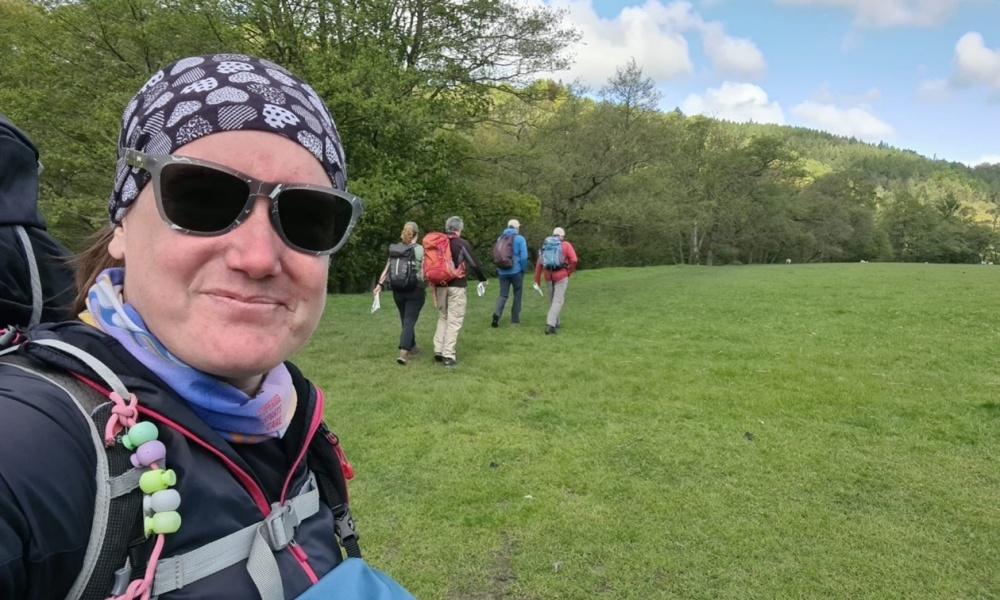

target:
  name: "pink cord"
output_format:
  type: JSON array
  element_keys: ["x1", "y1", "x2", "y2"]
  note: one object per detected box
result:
[
  {"x1": 105, "y1": 534, "x2": 165, "y2": 600},
  {"x1": 105, "y1": 460, "x2": 167, "y2": 600},
  {"x1": 104, "y1": 392, "x2": 139, "y2": 446}
]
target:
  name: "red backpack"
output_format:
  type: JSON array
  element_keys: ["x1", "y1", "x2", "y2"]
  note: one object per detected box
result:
[{"x1": 422, "y1": 232, "x2": 465, "y2": 286}]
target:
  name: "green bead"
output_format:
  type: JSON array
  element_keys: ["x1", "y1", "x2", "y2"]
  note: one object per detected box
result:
[
  {"x1": 144, "y1": 511, "x2": 182, "y2": 536},
  {"x1": 122, "y1": 422, "x2": 159, "y2": 450},
  {"x1": 139, "y1": 469, "x2": 176, "y2": 494}
]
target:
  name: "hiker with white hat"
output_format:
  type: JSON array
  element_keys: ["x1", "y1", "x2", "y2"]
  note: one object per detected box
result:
[
  {"x1": 490, "y1": 218, "x2": 529, "y2": 328},
  {"x1": 534, "y1": 226, "x2": 578, "y2": 335}
]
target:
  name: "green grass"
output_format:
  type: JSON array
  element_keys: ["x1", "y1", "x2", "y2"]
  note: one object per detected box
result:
[{"x1": 294, "y1": 264, "x2": 999, "y2": 599}]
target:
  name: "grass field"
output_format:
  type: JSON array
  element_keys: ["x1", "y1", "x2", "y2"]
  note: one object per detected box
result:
[{"x1": 294, "y1": 263, "x2": 998, "y2": 599}]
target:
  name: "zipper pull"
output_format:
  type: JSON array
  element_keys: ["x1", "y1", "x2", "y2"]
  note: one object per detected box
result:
[{"x1": 319, "y1": 423, "x2": 354, "y2": 480}]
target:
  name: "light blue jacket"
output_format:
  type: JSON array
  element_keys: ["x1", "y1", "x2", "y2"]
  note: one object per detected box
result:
[{"x1": 496, "y1": 228, "x2": 529, "y2": 275}]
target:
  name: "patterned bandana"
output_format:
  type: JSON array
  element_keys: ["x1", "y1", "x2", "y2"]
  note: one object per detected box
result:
[
  {"x1": 85, "y1": 268, "x2": 297, "y2": 444},
  {"x1": 109, "y1": 53, "x2": 347, "y2": 223}
]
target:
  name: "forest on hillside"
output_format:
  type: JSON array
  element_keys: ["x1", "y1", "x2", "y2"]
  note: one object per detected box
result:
[{"x1": 4, "y1": 0, "x2": 1000, "y2": 292}]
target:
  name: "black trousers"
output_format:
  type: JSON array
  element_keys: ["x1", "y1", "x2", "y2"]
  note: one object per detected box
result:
[{"x1": 393, "y1": 287, "x2": 426, "y2": 350}]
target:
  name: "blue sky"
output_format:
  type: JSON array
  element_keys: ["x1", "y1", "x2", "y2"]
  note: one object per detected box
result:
[{"x1": 538, "y1": 0, "x2": 1000, "y2": 165}]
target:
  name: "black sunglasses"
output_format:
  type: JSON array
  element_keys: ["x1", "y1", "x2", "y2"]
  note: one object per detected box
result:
[{"x1": 124, "y1": 149, "x2": 364, "y2": 256}]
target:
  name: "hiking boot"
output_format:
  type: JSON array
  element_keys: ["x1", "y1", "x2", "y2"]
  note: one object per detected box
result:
[
  {"x1": 434, "y1": 353, "x2": 444, "y2": 362},
  {"x1": 397, "y1": 349, "x2": 408, "y2": 366},
  {"x1": 409, "y1": 346, "x2": 422, "y2": 356},
  {"x1": 545, "y1": 325, "x2": 556, "y2": 335},
  {"x1": 443, "y1": 357, "x2": 458, "y2": 368},
  {"x1": 491, "y1": 314, "x2": 500, "y2": 328}
]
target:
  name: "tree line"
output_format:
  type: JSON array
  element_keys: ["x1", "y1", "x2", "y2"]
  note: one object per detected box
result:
[{"x1": 3, "y1": 0, "x2": 999, "y2": 292}]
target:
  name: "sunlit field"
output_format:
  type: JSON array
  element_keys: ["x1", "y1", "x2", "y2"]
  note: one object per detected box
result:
[{"x1": 296, "y1": 263, "x2": 998, "y2": 599}]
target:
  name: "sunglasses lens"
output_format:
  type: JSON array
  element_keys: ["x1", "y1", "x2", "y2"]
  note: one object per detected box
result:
[
  {"x1": 276, "y1": 189, "x2": 354, "y2": 253},
  {"x1": 159, "y1": 163, "x2": 249, "y2": 233}
]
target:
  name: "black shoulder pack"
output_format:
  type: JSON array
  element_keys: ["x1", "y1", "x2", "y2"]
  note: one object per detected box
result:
[
  {"x1": 0, "y1": 115, "x2": 75, "y2": 328},
  {"x1": 0, "y1": 329, "x2": 360, "y2": 599},
  {"x1": 386, "y1": 243, "x2": 418, "y2": 292}
]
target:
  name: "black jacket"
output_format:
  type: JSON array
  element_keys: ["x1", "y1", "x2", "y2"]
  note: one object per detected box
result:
[
  {"x1": 0, "y1": 322, "x2": 344, "y2": 600},
  {"x1": 447, "y1": 236, "x2": 487, "y2": 288},
  {"x1": 0, "y1": 114, "x2": 75, "y2": 326}
]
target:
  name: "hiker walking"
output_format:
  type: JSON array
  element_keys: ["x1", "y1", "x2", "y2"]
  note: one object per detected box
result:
[
  {"x1": 374, "y1": 221, "x2": 426, "y2": 365},
  {"x1": 0, "y1": 54, "x2": 413, "y2": 599},
  {"x1": 426, "y1": 216, "x2": 487, "y2": 367},
  {"x1": 534, "y1": 226, "x2": 578, "y2": 335},
  {"x1": 491, "y1": 218, "x2": 529, "y2": 328}
]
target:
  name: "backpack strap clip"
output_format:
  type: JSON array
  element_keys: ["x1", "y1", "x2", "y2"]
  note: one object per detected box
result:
[
  {"x1": 333, "y1": 504, "x2": 361, "y2": 559},
  {"x1": 0, "y1": 326, "x2": 25, "y2": 349},
  {"x1": 261, "y1": 501, "x2": 301, "y2": 551}
]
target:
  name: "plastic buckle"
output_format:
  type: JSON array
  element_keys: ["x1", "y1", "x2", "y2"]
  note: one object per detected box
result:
[
  {"x1": 0, "y1": 328, "x2": 20, "y2": 347},
  {"x1": 109, "y1": 563, "x2": 134, "y2": 596},
  {"x1": 261, "y1": 502, "x2": 300, "y2": 551},
  {"x1": 333, "y1": 506, "x2": 358, "y2": 544}
]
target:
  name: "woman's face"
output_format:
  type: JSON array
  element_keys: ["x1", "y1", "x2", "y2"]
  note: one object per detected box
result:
[{"x1": 108, "y1": 130, "x2": 331, "y2": 389}]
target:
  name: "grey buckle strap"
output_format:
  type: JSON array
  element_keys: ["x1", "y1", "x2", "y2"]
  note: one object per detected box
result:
[
  {"x1": 28, "y1": 338, "x2": 132, "y2": 401},
  {"x1": 261, "y1": 501, "x2": 302, "y2": 551},
  {"x1": 109, "y1": 468, "x2": 143, "y2": 499},
  {"x1": 14, "y1": 225, "x2": 42, "y2": 327},
  {"x1": 0, "y1": 354, "x2": 113, "y2": 600},
  {"x1": 247, "y1": 529, "x2": 284, "y2": 600},
  {"x1": 151, "y1": 476, "x2": 320, "y2": 599}
]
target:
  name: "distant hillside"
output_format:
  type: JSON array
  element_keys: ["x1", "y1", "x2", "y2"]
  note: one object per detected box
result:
[{"x1": 706, "y1": 121, "x2": 1000, "y2": 226}]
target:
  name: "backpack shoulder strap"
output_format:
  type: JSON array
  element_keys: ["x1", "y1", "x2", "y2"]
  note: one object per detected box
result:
[
  {"x1": 2, "y1": 338, "x2": 363, "y2": 598},
  {"x1": 11, "y1": 225, "x2": 43, "y2": 327},
  {"x1": 0, "y1": 345, "x2": 143, "y2": 600},
  {"x1": 308, "y1": 422, "x2": 361, "y2": 559}
]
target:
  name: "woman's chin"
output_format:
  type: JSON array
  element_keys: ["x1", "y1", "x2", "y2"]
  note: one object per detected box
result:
[{"x1": 188, "y1": 348, "x2": 286, "y2": 383}]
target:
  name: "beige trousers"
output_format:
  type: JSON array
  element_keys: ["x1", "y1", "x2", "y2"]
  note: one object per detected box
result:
[
  {"x1": 546, "y1": 277, "x2": 568, "y2": 328},
  {"x1": 433, "y1": 286, "x2": 467, "y2": 359}
]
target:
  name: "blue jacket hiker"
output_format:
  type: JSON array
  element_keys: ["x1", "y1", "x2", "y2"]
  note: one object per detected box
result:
[{"x1": 492, "y1": 219, "x2": 529, "y2": 327}]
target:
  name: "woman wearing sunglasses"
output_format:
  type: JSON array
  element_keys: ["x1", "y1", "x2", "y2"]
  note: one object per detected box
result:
[{"x1": 0, "y1": 55, "x2": 381, "y2": 600}]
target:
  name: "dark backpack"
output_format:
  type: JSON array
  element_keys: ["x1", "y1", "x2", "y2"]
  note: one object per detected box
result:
[
  {"x1": 493, "y1": 234, "x2": 514, "y2": 270},
  {"x1": 386, "y1": 243, "x2": 418, "y2": 292},
  {"x1": 0, "y1": 115, "x2": 75, "y2": 328},
  {"x1": 541, "y1": 236, "x2": 565, "y2": 270},
  {"x1": 0, "y1": 334, "x2": 360, "y2": 600}
]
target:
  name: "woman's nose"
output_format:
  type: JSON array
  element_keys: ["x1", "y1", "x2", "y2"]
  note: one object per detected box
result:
[{"x1": 224, "y1": 196, "x2": 284, "y2": 277}]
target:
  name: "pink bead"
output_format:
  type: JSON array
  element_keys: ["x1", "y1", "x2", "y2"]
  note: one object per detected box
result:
[{"x1": 131, "y1": 440, "x2": 167, "y2": 468}]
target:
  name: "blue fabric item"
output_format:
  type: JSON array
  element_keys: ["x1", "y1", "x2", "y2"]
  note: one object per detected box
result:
[
  {"x1": 294, "y1": 558, "x2": 415, "y2": 600},
  {"x1": 496, "y1": 228, "x2": 528, "y2": 275}
]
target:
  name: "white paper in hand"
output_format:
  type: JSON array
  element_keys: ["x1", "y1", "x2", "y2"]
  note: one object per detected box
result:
[
  {"x1": 476, "y1": 281, "x2": 486, "y2": 297},
  {"x1": 371, "y1": 293, "x2": 381, "y2": 313},
  {"x1": 533, "y1": 283, "x2": 544, "y2": 297}
]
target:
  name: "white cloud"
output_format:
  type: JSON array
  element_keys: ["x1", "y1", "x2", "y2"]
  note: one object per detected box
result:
[
  {"x1": 681, "y1": 82, "x2": 786, "y2": 124},
  {"x1": 549, "y1": 0, "x2": 694, "y2": 86},
  {"x1": 701, "y1": 22, "x2": 767, "y2": 78},
  {"x1": 790, "y1": 101, "x2": 895, "y2": 140},
  {"x1": 964, "y1": 155, "x2": 1000, "y2": 166},
  {"x1": 916, "y1": 78, "x2": 950, "y2": 101},
  {"x1": 542, "y1": 0, "x2": 767, "y2": 85},
  {"x1": 773, "y1": 0, "x2": 979, "y2": 28},
  {"x1": 952, "y1": 32, "x2": 1000, "y2": 90},
  {"x1": 811, "y1": 82, "x2": 882, "y2": 104}
]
